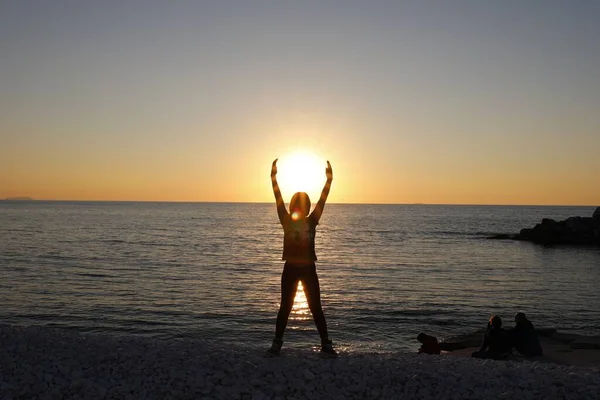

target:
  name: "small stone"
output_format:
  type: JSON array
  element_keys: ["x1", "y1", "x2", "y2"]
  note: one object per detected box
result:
[
  {"x1": 212, "y1": 370, "x2": 226, "y2": 382},
  {"x1": 272, "y1": 384, "x2": 285, "y2": 394},
  {"x1": 201, "y1": 383, "x2": 214, "y2": 395},
  {"x1": 303, "y1": 370, "x2": 315, "y2": 381}
]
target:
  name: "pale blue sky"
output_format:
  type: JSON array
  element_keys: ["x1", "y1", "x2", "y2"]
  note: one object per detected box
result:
[{"x1": 1, "y1": 1, "x2": 599, "y2": 204}]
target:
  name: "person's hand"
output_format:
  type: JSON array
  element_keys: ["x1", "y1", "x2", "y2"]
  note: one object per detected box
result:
[
  {"x1": 271, "y1": 159, "x2": 278, "y2": 177},
  {"x1": 325, "y1": 160, "x2": 333, "y2": 180}
]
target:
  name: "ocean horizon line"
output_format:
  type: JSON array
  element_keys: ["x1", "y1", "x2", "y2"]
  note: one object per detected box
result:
[{"x1": 1, "y1": 198, "x2": 597, "y2": 207}]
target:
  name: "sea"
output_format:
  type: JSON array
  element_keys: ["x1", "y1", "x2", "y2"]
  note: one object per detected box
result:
[{"x1": 1, "y1": 201, "x2": 599, "y2": 353}]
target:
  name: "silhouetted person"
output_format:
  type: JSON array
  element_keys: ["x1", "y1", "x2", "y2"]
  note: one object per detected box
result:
[
  {"x1": 472, "y1": 315, "x2": 512, "y2": 360},
  {"x1": 267, "y1": 158, "x2": 337, "y2": 357},
  {"x1": 417, "y1": 332, "x2": 441, "y2": 355},
  {"x1": 511, "y1": 312, "x2": 543, "y2": 357}
]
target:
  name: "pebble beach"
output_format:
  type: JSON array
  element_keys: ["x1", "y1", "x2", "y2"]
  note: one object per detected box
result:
[{"x1": 2, "y1": 325, "x2": 599, "y2": 400}]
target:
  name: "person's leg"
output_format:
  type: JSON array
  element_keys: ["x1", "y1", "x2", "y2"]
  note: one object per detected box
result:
[
  {"x1": 275, "y1": 263, "x2": 299, "y2": 340},
  {"x1": 301, "y1": 265, "x2": 329, "y2": 340},
  {"x1": 302, "y1": 265, "x2": 337, "y2": 356}
]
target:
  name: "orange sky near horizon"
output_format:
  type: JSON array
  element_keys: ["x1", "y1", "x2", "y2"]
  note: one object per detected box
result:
[
  {"x1": 2, "y1": 2, "x2": 600, "y2": 206},
  {"x1": 2, "y1": 100, "x2": 599, "y2": 205},
  {"x1": 2, "y1": 110, "x2": 600, "y2": 205},
  {"x1": 2, "y1": 136, "x2": 599, "y2": 205}
]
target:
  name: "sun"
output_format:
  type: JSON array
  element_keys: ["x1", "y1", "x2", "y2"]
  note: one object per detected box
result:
[{"x1": 276, "y1": 150, "x2": 327, "y2": 203}]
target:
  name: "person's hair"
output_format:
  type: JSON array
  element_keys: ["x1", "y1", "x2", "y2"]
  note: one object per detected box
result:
[
  {"x1": 290, "y1": 192, "x2": 311, "y2": 216},
  {"x1": 489, "y1": 315, "x2": 502, "y2": 328},
  {"x1": 417, "y1": 332, "x2": 428, "y2": 342},
  {"x1": 515, "y1": 312, "x2": 527, "y2": 323}
]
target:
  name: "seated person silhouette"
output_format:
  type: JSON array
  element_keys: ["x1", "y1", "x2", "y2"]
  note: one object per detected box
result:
[
  {"x1": 510, "y1": 312, "x2": 543, "y2": 357},
  {"x1": 417, "y1": 332, "x2": 441, "y2": 355},
  {"x1": 471, "y1": 315, "x2": 512, "y2": 360}
]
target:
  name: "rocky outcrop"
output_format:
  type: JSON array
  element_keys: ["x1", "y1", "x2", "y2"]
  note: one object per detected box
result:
[
  {"x1": 489, "y1": 208, "x2": 600, "y2": 246},
  {"x1": 518, "y1": 217, "x2": 600, "y2": 245}
]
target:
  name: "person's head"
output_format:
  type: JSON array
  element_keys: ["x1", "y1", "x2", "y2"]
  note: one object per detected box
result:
[
  {"x1": 289, "y1": 192, "x2": 311, "y2": 220},
  {"x1": 515, "y1": 312, "x2": 527, "y2": 324},
  {"x1": 417, "y1": 332, "x2": 429, "y2": 343},
  {"x1": 489, "y1": 315, "x2": 502, "y2": 329}
]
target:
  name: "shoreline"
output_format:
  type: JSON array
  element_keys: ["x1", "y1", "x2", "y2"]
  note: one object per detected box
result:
[{"x1": 2, "y1": 324, "x2": 599, "y2": 399}]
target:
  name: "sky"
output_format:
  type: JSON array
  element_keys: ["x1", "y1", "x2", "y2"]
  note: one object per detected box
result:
[{"x1": 1, "y1": 1, "x2": 599, "y2": 205}]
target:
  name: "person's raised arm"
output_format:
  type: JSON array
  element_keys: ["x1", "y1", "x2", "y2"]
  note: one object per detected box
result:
[
  {"x1": 311, "y1": 160, "x2": 333, "y2": 224},
  {"x1": 271, "y1": 159, "x2": 287, "y2": 224}
]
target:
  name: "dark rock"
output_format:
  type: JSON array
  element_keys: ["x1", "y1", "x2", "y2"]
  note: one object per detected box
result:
[
  {"x1": 514, "y1": 213, "x2": 600, "y2": 246},
  {"x1": 564, "y1": 217, "x2": 594, "y2": 234},
  {"x1": 494, "y1": 208, "x2": 600, "y2": 246},
  {"x1": 487, "y1": 234, "x2": 513, "y2": 240},
  {"x1": 530, "y1": 222, "x2": 560, "y2": 245},
  {"x1": 593, "y1": 207, "x2": 600, "y2": 229},
  {"x1": 517, "y1": 228, "x2": 534, "y2": 240}
]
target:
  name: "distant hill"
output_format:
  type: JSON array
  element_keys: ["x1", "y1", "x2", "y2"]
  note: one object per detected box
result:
[{"x1": 2, "y1": 197, "x2": 34, "y2": 201}]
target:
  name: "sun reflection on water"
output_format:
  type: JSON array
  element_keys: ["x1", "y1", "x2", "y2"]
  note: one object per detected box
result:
[{"x1": 290, "y1": 282, "x2": 311, "y2": 322}]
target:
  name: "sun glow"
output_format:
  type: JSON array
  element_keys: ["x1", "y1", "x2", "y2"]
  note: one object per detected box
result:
[{"x1": 276, "y1": 150, "x2": 327, "y2": 203}]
